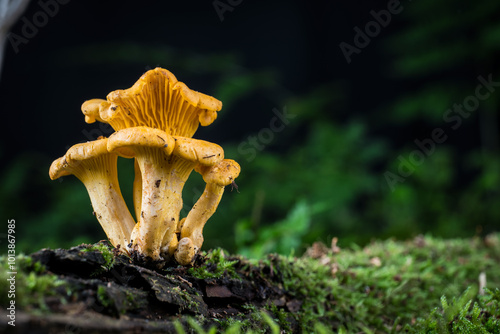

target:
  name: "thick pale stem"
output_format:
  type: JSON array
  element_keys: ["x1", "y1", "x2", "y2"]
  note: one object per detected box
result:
[
  {"x1": 73, "y1": 156, "x2": 136, "y2": 249},
  {"x1": 133, "y1": 159, "x2": 142, "y2": 222},
  {"x1": 175, "y1": 159, "x2": 240, "y2": 265},
  {"x1": 84, "y1": 177, "x2": 136, "y2": 249},
  {"x1": 180, "y1": 182, "x2": 224, "y2": 250},
  {"x1": 130, "y1": 149, "x2": 188, "y2": 261}
]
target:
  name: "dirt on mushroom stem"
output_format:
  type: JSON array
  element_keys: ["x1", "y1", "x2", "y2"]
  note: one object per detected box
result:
[{"x1": 129, "y1": 148, "x2": 197, "y2": 267}]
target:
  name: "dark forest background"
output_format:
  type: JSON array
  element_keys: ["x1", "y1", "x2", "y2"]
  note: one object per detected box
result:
[{"x1": 1, "y1": 0, "x2": 499, "y2": 257}]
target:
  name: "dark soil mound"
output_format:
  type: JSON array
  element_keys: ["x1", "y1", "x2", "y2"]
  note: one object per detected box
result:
[{"x1": 2, "y1": 242, "x2": 302, "y2": 333}]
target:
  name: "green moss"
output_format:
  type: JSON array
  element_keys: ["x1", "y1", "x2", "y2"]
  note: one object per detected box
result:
[
  {"x1": 409, "y1": 287, "x2": 500, "y2": 333},
  {"x1": 262, "y1": 234, "x2": 500, "y2": 332},
  {"x1": 170, "y1": 285, "x2": 200, "y2": 312},
  {"x1": 0, "y1": 254, "x2": 65, "y2": 311},
  {"x1": 178, "y1": 234, "x2": 500, "y2": 333},
  {"x1": 266, "y1": 303, "x2": 292, "y2": 333},
  {"x1": 5, "y1": 234, "x2": 500, "y2": 333},
  {"x1": 96, "y1": 283, "x2": 149, "y2": 315},
  {"x1": 188, "y1": 248, "x2": 240, "y2": 279},
  {"x1": 97, "y1": 285, "x2": 113, "y2": 309},
  {"x1": 175, "y1": 311, "x2": 283, "y2": 334},
  {"x1": 82, "y1": 241, "x2": 115, "y2": 270}
]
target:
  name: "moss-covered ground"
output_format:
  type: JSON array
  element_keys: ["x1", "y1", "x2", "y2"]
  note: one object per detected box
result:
[{"x1": 1, "y1": 234, "x2": 500, "y2": 333}]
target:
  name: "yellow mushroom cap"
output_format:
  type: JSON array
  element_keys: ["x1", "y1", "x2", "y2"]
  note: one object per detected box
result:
[
  {"x1": 81, "y1": 99, "x2": 109, "y2": 124},
  {"x1": 48, "y1": 137, "x2": 136, "y2": 250},
  {"x1": 49, "y1": 137, "x2": 137, "y2": 180},
  {"x1": 82, "y1": 68, "x2": 222, "y2": 137},
  {"x1": 49, "y1": 138, "x2": 110, "y2": 180},
  {"x1": 196, "y1": 159, "x2": 241, "y2": 186},
  {"x1": 173, "y1": 137, "x2": 224, "y2": 167},
  {"x1": 107, "y1": 126, "x2": 176, "y2": 156}
]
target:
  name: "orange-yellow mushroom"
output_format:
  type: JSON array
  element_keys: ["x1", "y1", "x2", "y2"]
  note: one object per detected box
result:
[
  {"x1": 175, "y1": 159, "x2": 240, "y2": 265},
  {"x1": 80, "y1": 68, "x2": 225, "y2": 264},
  {"x1": 49, "y1": 138, "x2": 136, "y2": 250},
  {"x1": 70, "y1": 67, "x2": 239, "y2": 267},
  {"x1": 175, "y1": 237, "x2": 196, "y2": 267}
]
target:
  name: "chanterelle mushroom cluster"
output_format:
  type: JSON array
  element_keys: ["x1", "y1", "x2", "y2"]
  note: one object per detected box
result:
[{"x1": 49, "y1": 68, "x2": 240, "y2": 267}]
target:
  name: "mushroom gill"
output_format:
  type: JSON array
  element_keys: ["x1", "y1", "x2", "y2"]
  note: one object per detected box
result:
[{"x1": 81, "y1": 67, "x2": 221, "y2": 137}]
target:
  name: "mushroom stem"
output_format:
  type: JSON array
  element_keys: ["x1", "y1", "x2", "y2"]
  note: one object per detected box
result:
[
  {"x1": 175, "y1": 237, "x2": 196, "y2": 266},
  {"x1": 131, "y1": 150, "x2": 188, "y2": 261},
  {"x1": 133, "y1": 159, "x2": 142, "y2": 222},
  {"x1": 180, "y1": 182, "x2": 224, "y2": 247},
  {"x1": 81, "y1": 159, "x2": 135, "y2": 249},
  {"x1": 49, "y1": 140, "x2": 136, "y2": 249},
  {"x1": 176, "y1": 159, "x2": 240, "y2": 265},
  {"x1": 107, "y1": 127, "x2": 196, "y2": 263}
]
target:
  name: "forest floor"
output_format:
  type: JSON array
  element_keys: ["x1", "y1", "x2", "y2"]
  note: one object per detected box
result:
[{"x1": 2, "y1": 234, "x2": 500, "y2": 333}]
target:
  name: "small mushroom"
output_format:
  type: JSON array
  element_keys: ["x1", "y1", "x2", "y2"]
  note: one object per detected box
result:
[
  {"x1": 175, "y1": 237, "x2": 196, "y2": 267},
  {"x1": 175, "y1": 159, "x2": 240, "y2": 265},
  {"x1": 49, "y1": 138, "x2": 136, "y2": 250}
]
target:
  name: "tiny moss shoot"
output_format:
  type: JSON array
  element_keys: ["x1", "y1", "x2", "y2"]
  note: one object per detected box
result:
[
  {"x1": 188, "y1": 249, "x2": 240, "y2": 279},
  {"x1": 82, "y1": 242, "x2": 115, "y2": 270}
]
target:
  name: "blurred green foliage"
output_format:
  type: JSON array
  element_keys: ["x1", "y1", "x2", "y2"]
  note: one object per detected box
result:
[{"x1": 1, "y1": 0, "x2": 500, "y2": 256}]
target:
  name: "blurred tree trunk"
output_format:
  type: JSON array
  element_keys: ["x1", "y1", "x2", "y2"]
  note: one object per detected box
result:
[{"x1": 0, "y1": 0, "x2": 30, "y2": 79}]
